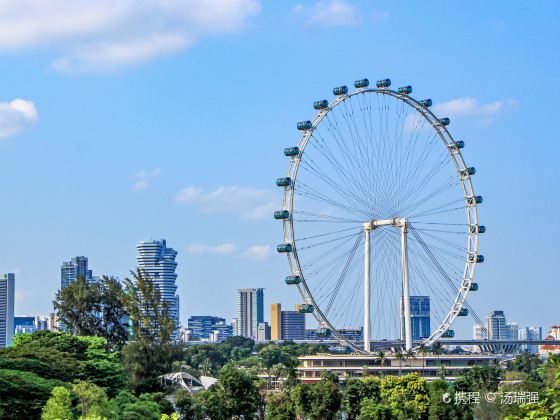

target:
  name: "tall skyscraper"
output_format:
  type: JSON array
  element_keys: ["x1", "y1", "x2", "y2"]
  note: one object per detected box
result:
[
  {"x1": 187, "y1": 316, "x2": 226, "y2": 340},
  {"x1": 270, "y1": 303, "x2": 306, "y2": 341},
  {"x1": 281, "y1": 309, "x2": 305, "y2": 340},
  {"x1": 270, "y1": 303, "x2": 281, "y2": 340},
  {"x1": 486, "y1": 310, "x2": 508, "y2": 340},
  {"x1": 409, "y1": 296, "x2": 430, "y2": 340},
  {"x1": 519, "y1": 326, "x2": 543, "y2": 353},
  {"x1": 137, "y1": 240, "x2": 180, "y2": 332},
  {"x1": 61, "y1": 256, "x2": 95, "y2": 289},
  {"x1": 236, "y1": 288, "x2": 264, "y2": 339},
  {"x1": 0, "y1": 273, "x2": 15, "y2": 347}
]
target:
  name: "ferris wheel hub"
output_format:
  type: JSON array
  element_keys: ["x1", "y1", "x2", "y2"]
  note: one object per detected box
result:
[{"x1": 363, "y1": 218, "x2": 408, "y2": 231}]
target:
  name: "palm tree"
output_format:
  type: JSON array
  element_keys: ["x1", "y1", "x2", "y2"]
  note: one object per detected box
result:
[
  {"x1": 394, "y1": 350, "x2": 405, "y2": 376},
  {"x1": 377, "y1": 350, "x2": 387, "y2": 377},
  {"x1": 418, "y1": 343, "x2": 428, "y2": 377}
]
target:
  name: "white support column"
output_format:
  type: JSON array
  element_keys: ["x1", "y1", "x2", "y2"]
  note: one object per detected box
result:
[
  {"x1": 401, "y1": 222, "x2": 412, "y2": 352},
  {"x1": 363, "y1": 226, "x2": 371, "y2": 352}
]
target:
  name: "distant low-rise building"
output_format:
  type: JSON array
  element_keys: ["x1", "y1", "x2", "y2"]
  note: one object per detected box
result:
[
  {"x1": 540, "y1": 326, "x2": 560, "y2": 359},
  {"x1": 519, "y1": 326, "x2": 543, "y2": 353},
  {"x1": 187, "y1": 316, "x2": 227, "y2": 340},
  {"x1": 257, "y1": 322, "x2": 271, "y2": 341}
]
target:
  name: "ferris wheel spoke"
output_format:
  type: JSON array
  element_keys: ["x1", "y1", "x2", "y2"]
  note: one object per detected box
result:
[
  {"x1": 399, "y1": 175, "x2": 460, "y2": 217},
  {"x1": 295, "y1": 183, "x2": 371, "y2": 219},
  {"x1": 408, "y1": 198, "x2": 465, "y2": 219},
  {"x1": 293, "y1": 210, "x2": 362, "y2": 223}
]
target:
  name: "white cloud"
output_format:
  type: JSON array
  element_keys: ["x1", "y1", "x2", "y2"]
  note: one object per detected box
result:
[
  {"x1": 0, "y1": 98, "x2": 38, "y2": 138},
  {"x1": 174, "y1": 185, "x2": 278, "y2": 220},
  {"x1": 243, "y1": 245, "x2": 270, "y2": 260},
  {"x1": 308, "y1": 0, "x2": 360, "y2": 26},
  {"x1": 131, "y1": 168, "x2": 161, "y2": 192},
  {"x1": 432, "y1": 97, "x2": 514, "y2": 117},
  {"x1": 0, "y1": 0, "x2": 261, "y2": 73},
  {"x1": 187, "y1": 243, "x2": 236, "y2": 255}
]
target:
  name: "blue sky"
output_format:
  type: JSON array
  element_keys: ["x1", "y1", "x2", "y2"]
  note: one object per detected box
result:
[{"x1": 0, "y1": 0, "x2": 558, "y2": 338}]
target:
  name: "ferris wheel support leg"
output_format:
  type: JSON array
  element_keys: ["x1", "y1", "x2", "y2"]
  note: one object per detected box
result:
[
  {"x1": 401, "y1": 222, "x2": 412, "y2": 352},
  {"x1": 363, "y1": 226, "x2": 371, "y2": 352}
]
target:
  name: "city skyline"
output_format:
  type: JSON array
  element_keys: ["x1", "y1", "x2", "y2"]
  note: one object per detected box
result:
[{"x1": 0, "y1": 1, "x2": 558, "y2": 337}]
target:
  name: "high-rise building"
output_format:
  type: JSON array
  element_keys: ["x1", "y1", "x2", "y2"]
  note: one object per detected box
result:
[
  {"x1": 14, "y1": 316, "x2": 35, "y2": 334},
  {"x1": 409, "y1": 296, "x2": 430, "y2": 340},
  {"x1": 257, "y1": 322, "x2": 271, "y2": 341},
  {"x1": 281, "y1": 309, "x2": 305, "y2": 341},
  {"x1": 486, "y1": 310, "x2": 508, "y2": 340},
  {"x1": 473, "y1": 324, "x2": 487, "y2": 340},
  {"x1": 209, "y1": 322, "x2": 233, "y2": 343},
  {"x1": 137, "y1": 239, "x2": 180, "y2": 333},
  {"x1": 61, "y1": 256, "x2": 95, "y2": 289},
  {"x1": 271, "y1": 303, "x2": 281, "y2": 341},
  {"x1": 505, "y1": 322, "x2": 519, "y2": 340},
  {"x1": 0, "y1": 273, "x2": 15, "y2": 347},
  {"x1": 236, "y1": 288, "x2": 264, "y2": 339},
  {"x1": 187, "y1": 316, "x2": 226, "y2": 340},
  {"x1": 519, "y1": 326, "x2": 543, "y2": 353}
]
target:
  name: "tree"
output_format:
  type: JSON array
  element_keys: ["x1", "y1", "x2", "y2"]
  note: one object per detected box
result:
[
  {"x1": 53, "y1": 276, "x2": 130, "y2": 351},
  {"x1": 377, "y1": 350, "x2": 387, "y2": 377},
  {"x1": 41, "y1": 386, "x2": 73, "y2": 420},
  {"x1": 72, "y1": 380, "x2": 108, "y2": 418},
  {"x1": 122, "y1": 269, "x2": 180, "y2": 393},
  {"x1": 266, "y1": 391, "x2": 295, "y2": 420},
  {"x1": 0, "y1": 368, "x2": 62, "y2": 419},
  {"x1": 394, "y1": 350, "x2": 405, "y2": 376},
  {"x1": 380, "y1": 373, "x2": 430, "y2": 419},
  {"x1": 98, "y1": 276, "x2": 130, "y2": 350},
  {"x1": 219, "y1": 365, "x2": 262, "y2": 418},
  {"x1": 343, "y1": 378, "x2": 381, "y2": 420},
  {"x1": 53, "y1": 276, "x2": 101, "y2": 337},
  {"x1": 360, "y1": 398, "x2": 396, "y2": 420}
]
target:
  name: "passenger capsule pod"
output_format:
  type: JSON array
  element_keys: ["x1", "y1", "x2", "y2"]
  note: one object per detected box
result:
[
  {"x1": 274, "y1": 210, "x2": 290, "y2": 220},
  {"x1": 398, "y1": 86, "x2": 413, "y2": 94},
  {"x1": 297, "y1": 120, "x2": 312, "y2": 131},
  {"x1": 438, "y1": 117, "x2": 451, "y2": 126},
  {"x1": 470, "y1": 283, "x2": 479, "y2": 291},
  {"x1": 449, "y1": 140, "x2": 465, "y2": 150},
  {"x1": 285, "y1": 275, "x2": 301, "y2": 285},
  {"x1": 284, "y1": 147, "x2": 300, "y2": 157},
  {"x1": 354, "y1": 79, "x2": 369, "y2": 88},
  {"x1": 469, "y1": 225, "x2": 486, "y2": 234},
  {"x1": 333, "y1": 85, "x2": 348, "y2": 96},
  {"x1": 296, "y1": 303, "x2": 314, "y2": 314},
  {"x1": 276, "y1": 177, "x2": 292, "y2": 187},
  {"x1": 313, "y1": 100, "x2": 329, "y2": 110},
  {"x1": 460, "y1": 167, "x2": 476, "y2": 176},
  {"x1": 277, "y1": 243, "x2": 293, "y2": 253},
  {"x1": 458, "y1": 308, "x2": 469, "y2": 316},
  {"x1": 316, "y1": 327, "x2": 332, "y2": 337},
  {"x1": 376, "y1": 79, "x2": 391, "y2": 88},
  {"x1": 419, "y1": 99, "x2": 433, "y2": 108},
  {"x1": 467, "y1": 195, "x2": 483, "y2": 205},
  {"x1": 442, "y1": 330, "x2": 455, "y2": 338},
  {"x1": 469, "y1": 254, "x2": 484, "y2": 263}
]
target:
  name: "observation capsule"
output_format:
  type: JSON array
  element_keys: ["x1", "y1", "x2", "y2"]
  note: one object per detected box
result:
[
  {"x1": 376, "y1": 79, "x2": 391, "y2": 88},
  {"x1": 313, "y1": 100, "x2": 329, "y2": 110},
  {"x1": 469, "y1": 283, "x2": 479, "y2": 291},
  {"x1": 469, "y1": 254, "x2": 484, "y2": 263},
  {"x1": 274, "y1": 210, "x2": 290, "y2": 220},
  {"x1": 316, "y1": 327, "x2": 332, "y2": 337},
  {"x1": 442, "y1": 330, "x2": 455, "y2": 338},
  {"x1": 467, "y1": 195, "x2": 483, "y2": 205},
  {"x1": 458, "y1": 308, "x2": 469, "y2": 316},
  {"x1": 469, "y1": 225, "x2": 486, "y2": 234},
  {"x1": 284, "y1": 147, "x2": 300, "y2": 157},
  {"x1": 354, "y1": 79, "x2": 369, "y2": 88},
  {"x1": 449, "y1": 140, "x2": 465, "y2": 150},
  {"x1": 277, "y1": 243, "x2": 293, "y2": 253},
  {"x1": 297, "y1": 121, "x2": 312, "y2": 131},
  {"x1": 438, "y1": 118, "x2": 451, "y2": 126},
  {"x1": 419, "y1": 99, "x2": 433, "y2": 108},
  {"x1": 276, "y1": 177, "x2": 292, "y2": 187},
  {"x1": 333, "y1": 85, "x2": 348, "y2": 96},
  {"x1": 398, "y1": 86, "x2": 413, "y2": 94},
  {"x1": 285, "y1": 275, "x2": 301, "y2": 285},
  {"x1": 460, "y1": 167, "x2": 476, "y2": 176},
  {"x1": 297, "y1": 303, "x2": 314, "y2": 313}
]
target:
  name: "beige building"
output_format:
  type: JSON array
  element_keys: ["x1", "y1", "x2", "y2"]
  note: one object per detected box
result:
[
  {"x1": 298, "y1": 353, "x2": 498, "y2": 382},
  {"x1": 270, "y1": 304, "x2": 281, "y2": 340}
]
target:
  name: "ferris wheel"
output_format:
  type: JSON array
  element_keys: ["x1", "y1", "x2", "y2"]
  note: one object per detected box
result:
[{"x1": 275, "y1": 78, "x2": 484, "y2": 353}]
